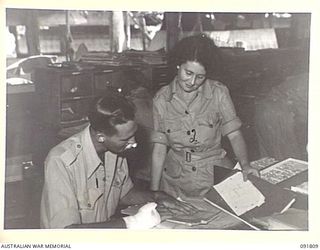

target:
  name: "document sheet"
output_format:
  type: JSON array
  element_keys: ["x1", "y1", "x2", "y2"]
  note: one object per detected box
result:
[{"x1": 214, "y1": 172, "x2": 265, "y2": 216}]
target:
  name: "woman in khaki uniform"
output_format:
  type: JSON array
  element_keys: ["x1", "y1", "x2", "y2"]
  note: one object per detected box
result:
[{"x1": 151, "y1": 34, "x2": 259, "y2": 198}]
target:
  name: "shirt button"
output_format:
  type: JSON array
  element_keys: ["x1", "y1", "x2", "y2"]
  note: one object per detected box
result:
[
  {"x1": 192, "y1": 166, "x2": 196, "y2": 172},
  {"x1": 191, "y1": 149, "x2": 195, "y2": 153},
  {"x1": 209, "y1": 124, "x2": 213, "y2": 128},
  {"x1": 167, "y1": 129, "x2": 171, "y2": 133},
  {"x1": 102, "y1": 177, "x2": 106, "y2": 181},
  {"x1": 187, "y1": 130, "x2": 191, "y2": 135},
  {"x1": 77, "y1": 144, "x2": 81, "y2": 148},
  {"x1": 164, "y1": 168, "x2": 167, "y2": 171},
  {"x1": 87, "y1": 203, "x2": 91, "y2": 208},
  {"x1": 185, "y1": 110, "x2": 189, "y2": 115}
]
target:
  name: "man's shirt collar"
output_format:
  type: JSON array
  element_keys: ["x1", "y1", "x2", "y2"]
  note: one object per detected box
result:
[{"x1": 80, "y1": 125, "x2": 104, "y2": 179}]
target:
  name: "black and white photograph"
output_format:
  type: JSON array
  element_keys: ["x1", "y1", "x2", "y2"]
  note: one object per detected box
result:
[{"x1": 1, "y1": 0, "x2": 319, "y2": 249}]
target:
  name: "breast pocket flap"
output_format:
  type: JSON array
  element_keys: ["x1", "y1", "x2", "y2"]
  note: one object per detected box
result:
[{"x1": 79, "y1": 188, "x2": 103, "y2": 210}]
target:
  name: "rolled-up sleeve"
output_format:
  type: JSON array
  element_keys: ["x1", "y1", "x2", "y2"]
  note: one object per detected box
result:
[
  {"x1": 218, "y1": 86, "x2": 242, "y2": 136},
  {"x1": 221, "y1": 117, "x2": 242, "y2": 136},
  {"x1": 151, "y1": 97, "x2": 168, "y2": 145},
  {"x1": 40, "y1": 156, "x2": 81, "y2": 229}
]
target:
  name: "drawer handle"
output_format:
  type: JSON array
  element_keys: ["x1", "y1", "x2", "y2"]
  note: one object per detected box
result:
[
  {"x1": 71, "y1": 72, "x2": 81, "y2": 75},
  {"x1": 102, "y1": 70, "x2": 113, "y2": 73}
]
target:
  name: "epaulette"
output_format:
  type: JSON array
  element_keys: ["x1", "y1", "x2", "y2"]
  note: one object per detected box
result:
[
  {"x1": 211, "y1": 79, "x2": 225, "y2": 87},
  {"x1": 153, "y1": 85, "x2": 170, "y2": 100},
  {"x1": 60, "y1": 138, "x2": 82, "y2": 166}
]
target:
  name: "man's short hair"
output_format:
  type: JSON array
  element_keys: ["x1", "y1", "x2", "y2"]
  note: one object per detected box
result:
[{"x1": 88, "y1": 90, "x2": 136, "y2": 136}]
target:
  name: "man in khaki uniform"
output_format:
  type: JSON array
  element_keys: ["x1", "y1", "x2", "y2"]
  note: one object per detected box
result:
[{"x1": 40, "y1": 90, "x2": 194, "y2": 229}]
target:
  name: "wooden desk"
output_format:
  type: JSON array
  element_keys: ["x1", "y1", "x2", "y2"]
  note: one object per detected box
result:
[
  {"x1": 154, "y1": 193, "x2": 307, "y2": 230},
  {"x1": 122, "y1": 197, "x2": 255, "y2": 230},
  {"x1": 253, "y1": 181, "x2": 308, "y2": 230},
  {"x1": 250, "y1": 207, "x2": 308, "y2": 230},
  {"x1": 156, "y1": 160, "x2": 308, "y2": 230}
]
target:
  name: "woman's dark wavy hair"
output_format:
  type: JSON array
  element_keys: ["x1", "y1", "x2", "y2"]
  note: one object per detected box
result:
[
  {"x1": 88, "y1": 89, "x2": 136, "y2": 136},
  {"x1": 167, "y1": 33, "x2": 224, "y2": 81}
]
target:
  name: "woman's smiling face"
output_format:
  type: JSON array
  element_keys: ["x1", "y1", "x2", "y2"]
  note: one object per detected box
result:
[{"x1": 177, "y1": 61, "x2": 207, "y2": 93}]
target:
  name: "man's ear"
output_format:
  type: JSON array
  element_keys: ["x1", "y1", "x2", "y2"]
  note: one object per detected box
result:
[{"x1": 97, "y1": 133, "x2": 106, "y2": 143}]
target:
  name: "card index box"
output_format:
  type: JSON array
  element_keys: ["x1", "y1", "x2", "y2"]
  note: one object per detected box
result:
[
  {"x1": 258, "y1": 158, "x2": 308, "y2": 189},
  {"x1": 259, "y1": 158, "x2": 307, "y2": 181}
]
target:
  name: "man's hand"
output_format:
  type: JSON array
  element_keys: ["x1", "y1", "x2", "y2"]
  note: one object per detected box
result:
[
  {"x1": 153, "y1": 191, "x2": 198, "y2": 215},
  {"x1": 242, "y1": 166, "x2": 260, "y2": 181},
  {"x1": 123, "y1": 202, "x2": 161, "y2": 229}
]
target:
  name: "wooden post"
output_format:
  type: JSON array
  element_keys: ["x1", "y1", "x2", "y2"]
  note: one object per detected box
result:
[
  {"x1": 65, "y1": 10, "x2": 74, "y2": 61},
  {"x1": 139, "y1": 15, "x2": 147, "y2": 50},
  {"x1": 111, "y1": 11, "x2": 126, "y2": 52},
  {"x1": 165, "y1": 12, "x2": 181, "y2": 51},
  {"x1": 192, "y1": 13, "x2": 203, "y2": 32},
  {"x1": 125, "y1": 11, "x2": 131, "y2": 50},
  {"x1": 25, "y1": 9, "x2": 40, "y2": 55},
  {"x1": 109, "y1": 11, "x2": 114, "y2": 52}
]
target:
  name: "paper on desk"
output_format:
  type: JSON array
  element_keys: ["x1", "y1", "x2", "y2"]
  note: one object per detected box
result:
[
  {"x1": 234, "y1": 162, "x2": 242, "y2": 170},
  {"x1": 214, "y1": 171, "x2": 265, "y2": 216}
]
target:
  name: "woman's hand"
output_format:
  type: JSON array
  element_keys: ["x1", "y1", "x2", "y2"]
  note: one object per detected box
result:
[{"x1": 242, "y1": 166, "x2": 260, "y2": 181}]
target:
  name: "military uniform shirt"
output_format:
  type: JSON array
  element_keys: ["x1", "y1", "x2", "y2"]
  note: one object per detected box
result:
[
  {"x1": 40, "y1": 125, "x2": 133, "y2": 228},
  {"x1": 152, "y1": 78, "x2": 242, "y2": 197}
]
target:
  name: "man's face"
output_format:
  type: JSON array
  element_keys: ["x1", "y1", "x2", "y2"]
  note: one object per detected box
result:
[{"x1": 103, "y1": 120, "x2": 138, "y2": 154}]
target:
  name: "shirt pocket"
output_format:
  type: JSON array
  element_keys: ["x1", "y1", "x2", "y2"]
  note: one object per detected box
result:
[
  {"x1": 164, "y1": 118, "x2": 182, "y2": 134},
  {"x1": 163, "y1": 151, "x2": 182, "y2": 178},
  {"x1": 78, "y1": 188, "x2": 103, "y2": 223},
  {"x1": 112, "y1": 170, "x2": 126, "y2": 189},
  {"x1": 163, "y1": 118, "x2": 183, "y2": 146},
  {"x1": 197, "y1": 112, "x2": 222, "y2": 129},
  {"x1": 163, "y1": 161, "x2": 182, "y2": 178}
]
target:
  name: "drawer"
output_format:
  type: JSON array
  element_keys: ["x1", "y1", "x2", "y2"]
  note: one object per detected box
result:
[
  {"x1": 60, "y1": 73, "x2": 93, "y2": 98},
  {"x1": 93, "y1": 69, "x2": 114, "y2": 93},
  {"x1": 60, "y1": 98, "x2": 92, "y2": 126}
]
